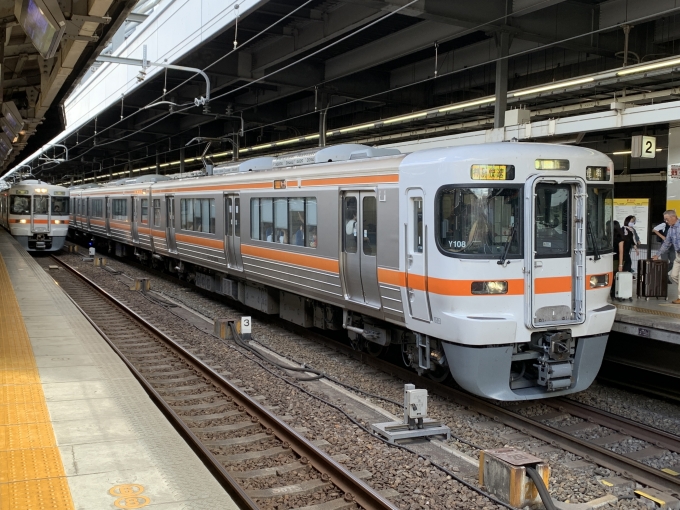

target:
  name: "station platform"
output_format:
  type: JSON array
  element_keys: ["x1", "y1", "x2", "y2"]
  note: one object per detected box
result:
[
  {"x1": 0, "y1": 230, "x2": 237, "y2": 510},
  {"x1": 612, "y1": 280, "x2": 680, "y2": 346}
]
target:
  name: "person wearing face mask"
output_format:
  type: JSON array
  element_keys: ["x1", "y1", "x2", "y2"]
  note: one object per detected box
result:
[
  {"x1": 653, "y1": 210, "x2": 680, "y2": 303},
  {"x1": 623, "y1": 215, "x2": 640, "y2": 274}
]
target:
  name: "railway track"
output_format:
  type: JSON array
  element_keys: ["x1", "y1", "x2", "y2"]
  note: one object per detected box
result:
[{"x1": 41, "y1": 255, "x2": 396, "y2": 510}]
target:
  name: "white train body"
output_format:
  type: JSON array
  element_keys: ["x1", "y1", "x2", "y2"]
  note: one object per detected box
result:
[
  {"x1": 0, "y1": 180, "x2": 70, "y2": 251},
  {"x1": 69, "y1": 143, "x2": 615, "y2": 400}
]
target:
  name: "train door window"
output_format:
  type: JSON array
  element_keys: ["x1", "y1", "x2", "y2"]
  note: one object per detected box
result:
[
  {"x1": 344, "y1": 197, "x2": 357, "y2": 253},
  {"x1": 233, "y1": 198, "x2": 240, "y2": 237},
  {"x1": 306, "y1": 198, "x2": 317, "y2": 248},
  {"x1": 362, "y1": 196, "x2": 377, "y2": 256},
  {"x1": 289, "y1": 198, "x2": 305, "y2": 246},
  {"x1": 140, "y1": 199, "x2": 149, "y2": 224},
  {"x1": 34, "y1": 195, "x2": 49, "y2": 215},
  {"x1": 274, "y1": 198, "x2": 288, "y2": 243},
  {"x1": 250, "y1": 198, "x2": 260, "y2": 240},
  {"x1": 535, "y1": 184, "x2": 570, "y2": 257},
  {"x1": 226, "y1": 198, "x2": 233, "y2": 236},
  {"x1": 413, "y1": 198, "x2": 423, "y2": 253},
  {"x1": 88, "y1": 199, "x2": 100, "y2": 217},
  {"x1": 260, "y1": 198, "x2": 273, "y2": 241},
  {"x1": 153, "y1": 199, "x2": 161, "y2": 227}
]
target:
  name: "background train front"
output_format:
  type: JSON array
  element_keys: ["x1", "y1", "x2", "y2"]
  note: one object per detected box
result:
[{"x1": 0, "y1": 180, "x2": 70, "y2": 251}]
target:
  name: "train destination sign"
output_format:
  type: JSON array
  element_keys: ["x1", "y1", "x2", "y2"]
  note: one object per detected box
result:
[{"x1": 470, "y1": 164, "x2": 515, "y2": 180}]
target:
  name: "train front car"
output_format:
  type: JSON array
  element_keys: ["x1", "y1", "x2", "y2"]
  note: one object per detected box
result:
[
  {"x1": 400, "y1": 143, "x2": 614, "y2": 401},
  {"x1": 0, "y1": 180, "x2": 70, "y2": 251}
]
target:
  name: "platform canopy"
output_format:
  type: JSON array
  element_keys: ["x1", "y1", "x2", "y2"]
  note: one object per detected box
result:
[{"x1": 3, "y1": 0, "x2": 680, "y2": 185}]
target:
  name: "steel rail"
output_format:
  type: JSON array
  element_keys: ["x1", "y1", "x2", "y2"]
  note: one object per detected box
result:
[
  {"x1": 295, "y1": 331, "x2": 680, "y2": 495},
  {"x1": 52, "y1": 255, "x2": 397, "y2": 510},
  {"x1": 551, "y1": 398, "x2": 680, "y2": 453}
]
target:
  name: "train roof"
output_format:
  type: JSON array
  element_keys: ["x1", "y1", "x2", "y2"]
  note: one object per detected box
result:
[{"x1": 7, "y1": 180, "x2": 70, "y2": 194}]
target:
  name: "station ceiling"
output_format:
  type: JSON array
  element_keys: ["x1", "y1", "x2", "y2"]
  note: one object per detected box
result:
[{"x1": 8, "y1": 0, "x2": 680, "y2": 184}]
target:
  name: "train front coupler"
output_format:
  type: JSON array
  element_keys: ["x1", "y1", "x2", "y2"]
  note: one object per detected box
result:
[{"x1": 531, "y1": 330, "x2": 575, "y2": 391}]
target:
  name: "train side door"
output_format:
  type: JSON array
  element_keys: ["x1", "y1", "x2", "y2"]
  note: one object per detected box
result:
[
  {"x1": 224, "y1": 194, "x2": 243, "y2": 270},
  {"x1": 131, "y1": 196, "x2": 139, "y2": 243},
  {"x1": 406, "y1": 189, "x2": 430, "y2": 321},
  {"x1": 341, "y1": 191, "x2": 381, "y2": 308},
  {"x1": 166, "y1": 195, "x2": 178, "y2": 253},
  {"x1": 525, "y1": 175, "x2": 586, "y2": 328},
  {"x1": 105, "y1": 197, "x2": 111, "y2": 235}
]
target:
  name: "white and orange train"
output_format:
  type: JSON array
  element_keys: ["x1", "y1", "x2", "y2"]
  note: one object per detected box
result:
[
  {"x1": 0, "y1": 180, "x2": 70, "y2": 251},
  {"x1": 69, "y1": 142, "x2": 616, "y2": 400}
]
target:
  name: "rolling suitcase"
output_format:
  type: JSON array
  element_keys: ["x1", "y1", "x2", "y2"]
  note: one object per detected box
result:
[
  {"x1": 615, "y1": 271, "x2": 633, "y2": 301},
  {"x1": 637, "y1": 259, "x2": 669, "y2": 300}
]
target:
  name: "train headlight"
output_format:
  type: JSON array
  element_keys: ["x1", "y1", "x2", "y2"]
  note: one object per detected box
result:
[
  {"x1": 54, "y1": 220, "x2": 60, "y2": 224},
  {"x1": 589, "y1": 274, "x2": 609, "y2": 288},
  {"x1": 471, "y1": 281, "x2": 508, "y2": 294},
  {"x1": 19, "y1": 219, "x2": 26, "y2": 224}
]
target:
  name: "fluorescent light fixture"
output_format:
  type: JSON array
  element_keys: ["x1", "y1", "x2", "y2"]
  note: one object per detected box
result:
[
  {"x1": 2, "y1": 102, "x2": 24, "y2": 135},
  {"x1": 617, "y1": 57, "x2": 680, "y2": 76},
  {"x1": 612, "y1": 148, "x2": 663, "y2": 155},
  {"x1": 438, "y1": 97, "x2": 496, "y2": 113},
  {"x1": 382, "y1": 112, "x2": 429, "y2": 124},
  {"x1": 512, "y1": 77, "x2": 594, "y2": 97},
  {"x1": 339, "y1": 122, "x2": 377, "y2": 134}
]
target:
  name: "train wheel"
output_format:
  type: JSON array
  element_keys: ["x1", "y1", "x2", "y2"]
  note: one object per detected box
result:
[
  {"x1": 427, "y1": 365, "x2": 452, "y2": 383},
  {"x1": 364, "y1": 341, "x2": 385, "y2": 357}
]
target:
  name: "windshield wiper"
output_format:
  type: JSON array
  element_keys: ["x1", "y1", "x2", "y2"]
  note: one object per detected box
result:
[
  {"x1": 497, "y1": 225, "x2": 515, "y2": 266},
  {"x1": 587, "y1": 220, "x2": 601, "y2": 261}
]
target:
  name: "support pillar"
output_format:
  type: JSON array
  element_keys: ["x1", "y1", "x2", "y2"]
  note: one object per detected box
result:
[
  {"x1": 494, "y1": 30, "x2": 510, "y2": 129},
  {"x1": 179, "y1": 147, "x2": 185, "y2": 176},
  {"x1": 318, "y1": 92, "x2": 328, "y2": 147},
  {"x1": 667, "y1": 126, "x2": 680, "y2": 212},
  {"x1": 155, "y1": 151, "x2": 160, "y2": 175}
]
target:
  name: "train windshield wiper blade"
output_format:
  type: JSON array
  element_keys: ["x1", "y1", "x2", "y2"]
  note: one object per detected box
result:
[
  {"x1": 497, "y1": 226, "x2": 515, "y2": 266},
  {"x1": 587, "y1": 220, "x2": 601, "y2": 261}
]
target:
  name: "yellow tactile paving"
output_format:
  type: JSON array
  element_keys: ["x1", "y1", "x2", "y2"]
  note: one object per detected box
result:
[{"x1": 0, "y1": 255, "x2": 74, "y2": 510}]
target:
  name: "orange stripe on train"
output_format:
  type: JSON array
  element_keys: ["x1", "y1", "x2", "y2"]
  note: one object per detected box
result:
[{"x1": 241, "y1": 244, "x2": 339, "y2": 273}]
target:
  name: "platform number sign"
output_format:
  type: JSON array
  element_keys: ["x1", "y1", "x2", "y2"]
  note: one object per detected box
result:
[
  {"x1": 240, "y1": 316, "x2": 252, "y2": 340},
  {"x1": 631, "y1": 135, "x2": 656, "y2": 159}
]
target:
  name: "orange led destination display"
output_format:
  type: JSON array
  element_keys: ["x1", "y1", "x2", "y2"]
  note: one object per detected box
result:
[{"x1": 470, "y1": 164, "x2": 515, "y2": 180}]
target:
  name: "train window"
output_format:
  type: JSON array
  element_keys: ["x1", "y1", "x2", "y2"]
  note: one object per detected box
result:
[
  {"x1": 289, "y1": 198, "x2": 305, "y2": 246},
  {"x1": 34, "y1": 195, "x2": 49, "y2": 215},
  {"x1": 112, "y1": 199, "x2": 127, "y2": 221},
  {"x1": 587, "y1": 187, "x2": 613, "y2": 255},
  {"x1": 344, "y1": 197, "x2": 357, "y2": 253},
  {"x1": 10, "y1": 196, "x2": 30, "y2": 215},
  {"x1": 438, "y1": 187, "x2": 521, "y2": 257},
  {"x1": 251, "y1": 198, "x2": 260, "y2": 240},
  {"x1": 306, "y1": 198, "x2": 317, "y2": 248},
  {"x1": 153, "y1": 199, "x2": 161, "y2": 227},
  {"x1": 363, "y1": 197, "x2": 377, "y2": 256},
  {"x1": 413, "y1": 198, "x2": 423, "y2": 253},
  {"x1": 233, "y1": 198, "x2": 240, "y2": 237},
  {"x1": 140, "y1": 199, "x2": 149, "y2": 224},
  {"x1": 535, "y1": 184, "x2": 570, "y2": 257},
  {"x1": 89, "y1": 199, "x2": 102, "y2": 218},
  {"x1": 274, "y1": 198, "x2": 288, "y2": 243},
  {"x1": 260, "y1": 198, "x2": 273, "y2": 241},
  {"x1": 180, "y1": 198, "x2": 215, "y2": 233}
]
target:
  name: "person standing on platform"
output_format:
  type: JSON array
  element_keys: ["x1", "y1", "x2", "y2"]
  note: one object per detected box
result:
[
  {"x1": 623, "y1": 215, "x2": 641, "y2": 275},
  {"x1": 653, "y1": 210, "x2": 680, "y2": 303},
  {"x1": 653, "y1": 218, "x2": 675, "y2": 279}
]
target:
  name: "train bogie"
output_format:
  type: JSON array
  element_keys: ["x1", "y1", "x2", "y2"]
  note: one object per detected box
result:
[{"x1": 68, "y1": 142, "x2": 616, "y2": 401}]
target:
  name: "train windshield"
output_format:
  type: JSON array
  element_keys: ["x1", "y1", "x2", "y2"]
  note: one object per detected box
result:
[
  {"x1": 34, "y1": 195, "x2": 49, "y2": 215},
  {"x1": 587, "y1": 186, "x2": 613, "y2": 254},
  {"x1": 438, "y1": 187, "x2": 521, "y2": 257},
  {"x1": 10, "y1": 196, "x2": 31, "y2": 215}
]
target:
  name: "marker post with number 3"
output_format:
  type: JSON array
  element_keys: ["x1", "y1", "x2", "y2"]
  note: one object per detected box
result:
[{"x1": 240, "y1": 316, "x2": 252, "y2": 340}]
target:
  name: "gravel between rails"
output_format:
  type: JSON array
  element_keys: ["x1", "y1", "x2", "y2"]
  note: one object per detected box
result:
[{"x1": 55, "y1": 251, "x2": 680, "y2": 508}]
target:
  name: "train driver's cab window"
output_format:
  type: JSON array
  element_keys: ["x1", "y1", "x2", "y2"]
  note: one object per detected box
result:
[
  {"x1": 535, "y1": 184, "x2": 570, "y2": 257},
  {"x1": 438, "y1": 187, "x2": 520, "y2": 257},
  {"x1": 587, "y1": 187, "x2": 613, "y2": 255},
  {"x1": 34, "y1": 195, "x2": 49, "y2": 215},
  {"x1": 52, "y1": 197, "x2": 69, "y2": 215},
  {"x1": 10, "y1": 196, "x2": 31, "y2": 215}
]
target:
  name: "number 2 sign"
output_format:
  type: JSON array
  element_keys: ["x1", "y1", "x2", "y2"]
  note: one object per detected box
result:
[{"x1": 632, "y1": 135, "x2": 656, "y2": 159}]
